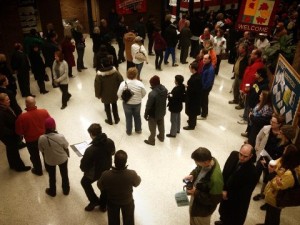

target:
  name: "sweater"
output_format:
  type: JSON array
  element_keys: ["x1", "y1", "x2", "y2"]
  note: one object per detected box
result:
[
  {"x1": 117, "y1": 79, "x2": 147, "y2": 105},
  {"x1": 52, "y1": 60, "x2": 69, "y2": 85}
]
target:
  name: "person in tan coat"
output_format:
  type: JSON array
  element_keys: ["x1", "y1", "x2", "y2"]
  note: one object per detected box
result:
[{"x1": 124, "y1": 30, "x2": 136, "y2": 70}]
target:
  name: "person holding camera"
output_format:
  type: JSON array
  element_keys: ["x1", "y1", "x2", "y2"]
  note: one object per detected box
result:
[
  {"x1": 215, "y1": 144, "x2": 258, "y2": 225},
  {"x1": 183, "y1": 147, "x2": 223, "y2": 225}
]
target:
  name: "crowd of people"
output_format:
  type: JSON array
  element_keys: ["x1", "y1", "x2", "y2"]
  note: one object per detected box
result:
[{"x1": 0, "y1": 1, "x2": 300, "y2": 225}]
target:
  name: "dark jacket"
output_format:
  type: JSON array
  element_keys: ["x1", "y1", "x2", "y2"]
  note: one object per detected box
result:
[
  {"x1": 29, "y1": 50, "x2": 45, "y2": 80},
  {"x1": 94, "y1": 66, "x2": 123, "y2": 104},
  {"x1": 0, "y1": 104, "x2": 21, "y2": 145},
  {"x1": 164, "y1": 24, "x2": 178, "y2": 47},
  {"x1": 0, "y1": 87, "x2": 22, "y2": 116},
  {"x1": 248, "y1": 79, "x2": 269, "y2": 108},
  {"x1": 0, "y1": 62, "x2": 17, "y2": 95},
  {"x1": 11, "y1": 50, "x2": 30, "y2": 73},
  {"x1": 185, "y1": 73, "x2": 202, "y2": 116},
  {"x1": 91, "y1": 33, "x2": 102, "y2": 53},
  {"x1": 167, "y1": 84, "x2": 186, "y2": 113},
  {"x1": 80, "y1": 133, "x2": 115, "y2": 181},
  {"x1": 219, "y1": 151, "x2": 258, "y2": 225},
  {"x1": 153, "y1": 31, "x2": 167, "y2": 51},
  {"x1": 179, "y1": 27, "x2": 192, "y2": 46},
  {"x1": 42, "y1": 40, "x2": 59, "y2": 67},
  {"x1": 235, "y1": 55, "x2": 249, "y2": 80},
  {"x1": 134, "y1": 21, "x2": 146, "y2": 39},
  {"x1": 190, "y1": 158, "x2": 223, "y2": 217},
  {"x1": 61, "y1": 40, "x2": 76, "y2": 67},
  {"x1": 145, "y1": 84, "x2": 168, "y2": 119}
]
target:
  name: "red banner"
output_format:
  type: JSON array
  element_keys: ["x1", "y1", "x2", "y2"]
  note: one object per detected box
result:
[
  {"x1": 236, "y1": 0, "x2": 280, "y2": 34},
  {"x1": 116, "y1": 0, "x2": 147, "y2": 15}
]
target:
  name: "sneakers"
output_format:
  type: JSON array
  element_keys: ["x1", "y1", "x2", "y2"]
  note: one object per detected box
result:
[
  {"x1": 85, "y1": 202, "x2": 99, "y2": 211},
  {"x1": 237, "y1": 119, "x2": 247, "y2": 125},
  {"x1": 172, "y1": 63, "x2": 178, "y2": 67},
  {"x1": 253, "y1": 193, "x2": 265, "y2": 201}
]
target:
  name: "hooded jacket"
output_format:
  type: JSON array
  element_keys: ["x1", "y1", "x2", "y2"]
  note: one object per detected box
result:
[
  {"x1": 80, "y1": 133, "x2": 115, "y2": 180},
  {"x1": 145, "y1": 84, "x2": 168, "y2": 120}
]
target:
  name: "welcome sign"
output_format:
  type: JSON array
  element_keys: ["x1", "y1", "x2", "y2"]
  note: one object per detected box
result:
[
  {"x1": 236, "y1": 0, "x2": 280, "y2": 34},
  {"x1": 116, "y1": 0, "x2": 147, "y2": 15}
]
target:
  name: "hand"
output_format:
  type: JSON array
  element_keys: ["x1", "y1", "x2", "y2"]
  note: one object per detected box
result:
[
  {"x1": 222, "y1": 191, "x2": 228, "y2": 200},
  {"x1": 186, "y1": 187, "x2": 196, "y2": 195},
  {"x1": 183, "y1": 175, "x2": 193, "y2": 182}
]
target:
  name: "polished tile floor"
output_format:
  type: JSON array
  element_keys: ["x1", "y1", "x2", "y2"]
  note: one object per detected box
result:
[{"x1": 0, "y1": 37, "x2": 299, "y2": 225}]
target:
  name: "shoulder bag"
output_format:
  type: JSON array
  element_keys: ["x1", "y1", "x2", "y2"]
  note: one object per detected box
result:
[
  {"x1": 121, "y1": 81, "x2": 134, "y2": 103},
  {"x1": 135, "y1": 46, "x2": 147, "y2": 62}
]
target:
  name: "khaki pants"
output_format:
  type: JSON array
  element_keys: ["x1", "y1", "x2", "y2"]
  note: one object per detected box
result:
[{"x1": 189, "y1": 196, "x2": 211, "y2": 225}]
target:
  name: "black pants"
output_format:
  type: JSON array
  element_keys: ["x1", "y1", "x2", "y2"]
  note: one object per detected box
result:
[
  {"x1": 45, "y1": 160, "x2": 69, "y2": 194},
  {"x1": 26, "y1": 140, "x2": 42, "y2": 173},
  {"x1": 264, "y1": 204, "x2": 281, "y2": 225},
  {"x1": 59, "y1": 84, "x2": 71, "y2": 107},
  {"x1": 76, "y1": 45, "x2": 85, "y2": 69},
  {"x1": 17, "y1": 71, "x2": 31, "y2": 97},
  {"x1": 215, "y1": 55, "x2": 221, "y2": 75},
  {"x1": 180, "y1": 44, "x2": 189, "y2": 63},
  {"x1": 107, "y1": 200, "x2": 135, "y2": 225},
  {"x1": 190, "y1": 40, "x2": 200, "y2": 58},
  {"x1": 154, "y1": 50, "x2": 163, "y2": 69},
  {"x1": 148, "y1": 35, "x2": 154, "y2": 54},
  {"x1": 117, "y1": 38, "x2": 125, "y2": 61},
  {"x1": 36, "y1": 77, "x2": 46, "y2": 93},
  {"x1": 187, "y1": 114, "x2": 197, "y2": 128},
  {"x1": 126, "y1": 61, "x2": 135, "y2": 71},
  {"x1": 68, "y1": 64, "x2": 73, "y2": 77},
  {"x1": 4, "y1": 140, "x2": 26, "y2": 170},
  {"x1": 81, "y1": 176, "x2": 107, "y2": 206},
  {"x1": 104, "y1": 102, "x2": 119, "y2": 123},
  {"x1": 200, "y1": 88, "x2": 211, "y2": 118}
]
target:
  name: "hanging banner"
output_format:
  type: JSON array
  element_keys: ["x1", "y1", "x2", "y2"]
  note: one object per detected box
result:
[
  {"x1": 236, "y1": 0, "x2": 280, "y2": 34},
  {"x1": 116, "y1": 0, "x2": 147, "y2": 15},
  {"x1": 272, "y1": 54, "x2": 300, "y2": 126}
]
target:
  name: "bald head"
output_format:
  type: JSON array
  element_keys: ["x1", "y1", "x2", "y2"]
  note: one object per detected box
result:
[
  {"x1": 25, "y1": 96, "x2": 36, "y2": 108},
  {"x1": 238, "y1": 144, "x2": 253, "y2": 163}
]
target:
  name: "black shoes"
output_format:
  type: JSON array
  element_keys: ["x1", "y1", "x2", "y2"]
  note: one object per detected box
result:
[
  {"x1": 144, "y1": 140, "x2": 155, "y2": 146},
  {"x1": 15, "y1": 166, "x2": 31, "y2": 172},
  {"x1": 156, "y1": 135, "x2": 164, "y2": 142},
  {"x1": 31, "y1": 168, "x2": 43, "y2": 176},
  {"x1": 253, "y1": 193, "x2": 265, "y2": 201},
  {"x1": 63, "y1": 187, "x2": 70, "y2": 195},
  {"x1": 215, "y1": 221, "x2": 224, "y2": 225},
  {"x1": 45, "y1": 188, "x2": 56, "y2": 197},
  {"x1": 166, "y1": 134, "x2": 176, "y2": 138},
  {"x1": 40, "y1": 90, "x2": 49, "y2": 94},
  {"x1": 99, "y1": 205, "x2": 107, "y2": 212},
  {"x1": 105, "y1": 119, "x2": 113, "y2": 125},
  {"x1": 61, "y1": 105, "x2": 67, "y2": 110},
  {"x1": 183, "y1": 126, "x2": 194, "y2": 130},
  {"x1": 260, "y1": 203, "x2": 267, "y2": 210},
  {"x1": 85, "y1": 202, "x2": 99, "y2": 211},
  {"x1": 115, "y1": 118, "x2": 120, "y2": 124},
  {"x1": 228, "y1": 100, "x2": 238, "y2": 104},
  {"x1": 235, "y1": 105, "x2": 244, "y2": 110}
]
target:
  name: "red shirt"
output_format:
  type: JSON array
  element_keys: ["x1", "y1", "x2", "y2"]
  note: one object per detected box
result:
[
  {"x1": 240, "y1": 59, "x2": 264, "y2": 93},
  {"x1": 15, "y1": 107, "x2": 50, "y2": 142}
]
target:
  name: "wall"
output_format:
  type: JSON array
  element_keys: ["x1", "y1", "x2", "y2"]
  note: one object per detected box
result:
[{"x1": 60, "y1": 0, "x2": 89, "y2": 33}]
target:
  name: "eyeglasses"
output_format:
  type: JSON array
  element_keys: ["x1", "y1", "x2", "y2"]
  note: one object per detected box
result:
[{"x1": 239, "y1": 152, "x2": 250, "y2": 158}]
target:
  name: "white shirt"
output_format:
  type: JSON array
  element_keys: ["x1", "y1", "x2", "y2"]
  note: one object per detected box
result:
[
  {"x1": 117, "y1": 79, "x2": 147, "y2": 104},
  {"x1": 131, "y1": 43, "x2": 148, "y2": 64}
]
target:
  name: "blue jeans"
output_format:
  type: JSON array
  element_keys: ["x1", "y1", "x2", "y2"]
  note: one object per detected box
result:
[
  {"x1": 135, "y1": 63, "x2": 144, "y2": 80},
  {"x1": 164, "y1": 47, "x2": 175, "y2": 65},
  {"x1": 170, "y1": 112, "x2": 181, "y2": 136},
  {"x1": 123, "y1": 102, "x2": 142, "y2": 134}
]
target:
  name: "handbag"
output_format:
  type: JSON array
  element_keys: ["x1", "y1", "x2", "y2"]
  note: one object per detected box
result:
[
  {"x1": 135, "y1": 47, "x2": 147, "y2": 62},
  {"x1": 121, "y1": 81, "x2": 134, "y2": 103},
  {"x1": 276, "y1": 170, "x2": 300, "y2": 207}
]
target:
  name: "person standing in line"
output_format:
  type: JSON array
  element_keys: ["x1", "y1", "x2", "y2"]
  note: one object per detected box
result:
[
  {"x1": 115, "y1": 16, "x2": 128, "y2": 64},
  {"x1": 144, "y1": 75, "x2": 168, "y2": 146},
  {"x1": 97, "y1": 150, "x2": 141, "y2": 225},
  {"x1": 53, "y1": 50, "x2": 72, "y2": 110},
  {"x1": 61, "y1": 35, "x2": 76, "y2": 78},
  {"x1": 184, "y1": 147, "x2": 223, "y2": 225},
  {"x1": 80, "y1": 123, "x2": 115, "y2": 211},
  {"x1": 166, "y1": 75, "x2": 186, "y2": 138},
  {"x1": 153, "y1": 27, "x2": 166, "y2": 71},
  {"x1": 198, "y1": 54, "x2": 215, "y2": 120},
  {"x1": 183, "y1": 62, "x2": 202, "y2": 130},
  {"x1": 0, "y1": 93, "x2": 31, "y2": 172},
  {"x1": 117, "y1": 67, "x2": 147, "y2": 135},
  {"x1": 213, "y1": 29, "x2": 226, "y2": 76},
  {"x1": 131, "y1": 36, "x2": 148, "y2": 80},
  {"x1": 124, "y1": 30, "x2": 137, "y2": 70},
  {"x1": 38, "y1": 117, "x2": 70, "y2": 197},
  {"x1": 164, "y1": 21, "x2": 179, "y2": 67},
  {"x1": 215, "y1": 144, "x2": 258, "y2": 225},
  {"x1": 146, "y1": 15, "x2": 156, "y2": 55},
  {"x1": 29, "y1": 44, "x2": 48, "y2": 94},
  {"x1": 15, "y1": 96, "x2": 50, "y2": 176},
  {"x1": 0, "y1": 53, "x2": 18, "y2": 96},
  {"x1": 10, "y1": 43, "x2": 34, "y2": 97},
  {"x1": 94, "y1": 56, "x2": 123, "y2": 125},
  {"x1": 71, "y1": 21, "x2": 87, "y2": 72},
  {"x1": 179, "y1": 20, "x2": 192, "y2": 64},
  {"x1": 91, "y1": 26, "x2": 102, "y2": 68}
]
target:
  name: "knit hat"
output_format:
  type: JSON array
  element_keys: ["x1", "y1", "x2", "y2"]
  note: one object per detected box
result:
[
  {"x1": 149, "y1": 75, "x2": 160, "y2": 87},
  {"x1": 281, "y1": 125, "x2": 296, "y2": 141},
  {"x1": 45, "y1": 117, "x2": 56, "y2": 130}
]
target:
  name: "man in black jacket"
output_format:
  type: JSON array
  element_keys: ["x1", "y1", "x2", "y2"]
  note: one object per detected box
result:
[
  {"x1": 80, "y1": 123, "x2": 115, "y2": 211},
  {"x1": 164, "y1": 21, "x2": 179, "y2": 67},
  {"x1": 215, "y1": 144, "x2": 258, "y2": 225}
]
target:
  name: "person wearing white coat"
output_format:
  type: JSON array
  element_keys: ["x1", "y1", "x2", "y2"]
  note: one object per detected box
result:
[{"x1": 131, "y1": 36, "x2": 148, "y2": 80}]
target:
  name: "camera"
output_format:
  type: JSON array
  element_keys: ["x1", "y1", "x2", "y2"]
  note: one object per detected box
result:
[{"x1": 183, "y1": 179, "x2": 193, "y2": 190}]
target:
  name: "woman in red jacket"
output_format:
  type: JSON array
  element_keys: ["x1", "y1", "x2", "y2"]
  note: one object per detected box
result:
[
  {"x1": 61, "y1": 36, "x2": 75, "y2": 78},
  {"x1": 153, "y1": 27, "x2": 166, "y2": 71}
]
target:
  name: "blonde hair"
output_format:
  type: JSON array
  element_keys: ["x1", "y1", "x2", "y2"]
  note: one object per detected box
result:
[{"x1": 127, "y1": 67, "x2": 138, "y2": 80}]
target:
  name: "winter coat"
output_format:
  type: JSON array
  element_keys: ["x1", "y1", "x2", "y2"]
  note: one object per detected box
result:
[
  {"x1": 29, "y1": 50, "x2": 45, "y2": 80},
  {"x1": 80, "y1": 133, "x2": 115, "y2": 181},
  {"x1": 94, "y1": 67, "x2": 123, "y2": 104},
  {"x1": 179, "y1": 27, "x2": 192, "y2": 47},
  {"x1": 167, "y1": 84, "x2": 186, "y2": 113},
  {"x1": 61, "y1": 40, "x2": 75, "y2": 67},
  {"x1": 153, "y1": 31, "x2": 166, "y2": 51},
  {"x1": 185, "y1": 73, "x2": 202, "y2": 116},
  {"x1": 164, "y1": 24, "x2": 178, "y2": 47}
]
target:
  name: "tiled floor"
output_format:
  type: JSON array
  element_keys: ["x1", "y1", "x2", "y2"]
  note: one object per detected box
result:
[{"x1": 0, "y1": 37, "x2": 299, "y2": 225}]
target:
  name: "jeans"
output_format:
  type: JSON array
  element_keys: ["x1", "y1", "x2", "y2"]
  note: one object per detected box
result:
[
  {"x1": 170, "y1": 112, "x2": 181, "y2": 136},
  {"x1": 147, "y1": 117, "x2": 165, "y2": 144},
  {"x1": 164, "y1": 47, "x2": 176, "y2": 65},
  {"x1": 26, "y1": 140, "x2": 42, "y2": 173},
  {"x1": 135, "y1": 63, "x2": 144, "y2": 80},
  {"x1": 45, "y1": 160, "x2": 69, "y2": 194},
  {"x1": 123, "y1": 103, "x2": 142, "y2": 134},
  {"x1": 81, "y1": 176, "x2": 107, "y2": 206},
  {"x1": 59, "y1": 84, "x2": 71, "y2": 107},
  {"x1": 107, "y1": 200, "x2": 135, "y2": 225},
  {"x1": 155, "y1": 50, "x2": 163, "y2": 69}
]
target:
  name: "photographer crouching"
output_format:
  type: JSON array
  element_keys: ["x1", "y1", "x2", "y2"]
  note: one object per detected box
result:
[{"x1": 183, "y1": 147, "x2": 223, "y2": 225}]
